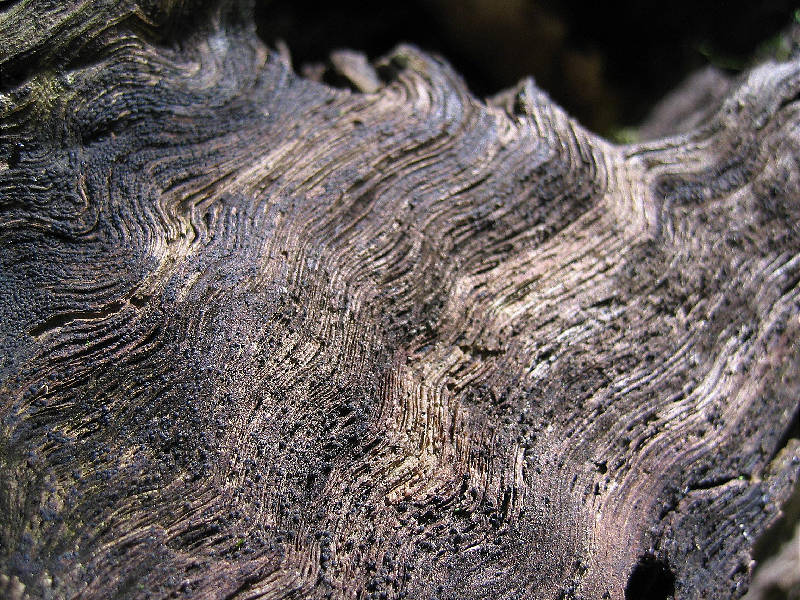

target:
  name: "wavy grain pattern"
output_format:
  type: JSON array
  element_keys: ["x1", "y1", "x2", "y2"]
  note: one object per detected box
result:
[{"x1": 1, "y1": 2, "x2": 799, "y2": 599}]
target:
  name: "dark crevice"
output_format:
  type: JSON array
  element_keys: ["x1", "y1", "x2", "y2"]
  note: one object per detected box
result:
[
  {"x1": 29, "y1": 302, "x2": 126, "y2": 337},
  {"x1": 777, "y1": 89, "x2": 800, "y2": 112},
  {"x1": 222, "y1": 575, "x2": 263, "y2": 600},
  {"x1": 625, "y1": 555, "x2": 676, "y2": 600},
  {"x1": 685, "y1": 474, "x2": 745, "y2": 493},
  {"x1": 768, "y1": 402, "x2": 800, "y2": 464},
  {"x1": 29, "y1": 290, "x2": 153, "y2": 337},
  {"x1": 458, "y1": 344, "x2": 504, "y2": 361},
  {"x1": 128, "y1": 294, "x2": 152, "y2": 309}
]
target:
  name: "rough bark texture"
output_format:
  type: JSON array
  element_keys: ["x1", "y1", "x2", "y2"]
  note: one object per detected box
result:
[{"x1": 1, "y1": 2, "x2": 799, "y2": 599}]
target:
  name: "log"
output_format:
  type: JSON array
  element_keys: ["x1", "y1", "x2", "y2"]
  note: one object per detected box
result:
[{"x1": 1, "y1": 1, "x2": 798, "y2": 598}]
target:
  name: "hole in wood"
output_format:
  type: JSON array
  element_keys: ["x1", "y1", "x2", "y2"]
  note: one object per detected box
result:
[{"x1": 624, "y1": 555, "x2": 676, "y2": 600}]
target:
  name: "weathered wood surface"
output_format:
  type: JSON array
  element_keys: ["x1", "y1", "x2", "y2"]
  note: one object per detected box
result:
[{"x1": 1, "y1": 1, "x2": 799, "y2": 599}]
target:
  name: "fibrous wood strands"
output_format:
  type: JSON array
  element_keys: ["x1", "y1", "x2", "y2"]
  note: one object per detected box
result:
[{"x1": 0, "y1": 2, "x2": 798, "y2": 599}]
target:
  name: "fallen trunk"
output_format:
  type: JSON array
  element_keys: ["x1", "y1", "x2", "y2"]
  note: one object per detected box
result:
[{"x1": 0, "y1": 2, "x2": 798, "y2": 599}]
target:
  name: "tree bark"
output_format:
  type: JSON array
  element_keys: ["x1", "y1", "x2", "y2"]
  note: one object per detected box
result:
[{"x1": 1, "y1": 2, "x2": 799, "y2": 599}]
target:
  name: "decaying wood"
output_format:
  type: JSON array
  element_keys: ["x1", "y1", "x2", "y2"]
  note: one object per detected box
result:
[{"x1": 1, "y1": 1, "x2": 799, "y2": 599}]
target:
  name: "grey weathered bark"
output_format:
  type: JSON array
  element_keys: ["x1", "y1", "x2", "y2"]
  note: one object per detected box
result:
[{"x1": 1, "y1": 1, "x2": 799, "y2": 599}]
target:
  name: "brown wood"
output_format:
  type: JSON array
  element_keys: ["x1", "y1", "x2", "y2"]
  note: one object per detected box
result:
[{"x1": 1, "y1": 2, "x2": 798, "y2": 598}]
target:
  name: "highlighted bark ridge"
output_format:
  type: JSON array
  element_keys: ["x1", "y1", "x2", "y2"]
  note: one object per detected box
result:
[{"x1": 1, "y1": 1, "x2": 799, "y2": 599}]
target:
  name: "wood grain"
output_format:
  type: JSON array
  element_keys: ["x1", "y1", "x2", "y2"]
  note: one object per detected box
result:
[{"x1": 1, "y1": 1, "x2": 798, "y2": 598}]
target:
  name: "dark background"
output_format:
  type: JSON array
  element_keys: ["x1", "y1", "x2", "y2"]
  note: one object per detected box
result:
[{"x1": 254, "y1": 0, "x2": 797, "y2": 136}]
